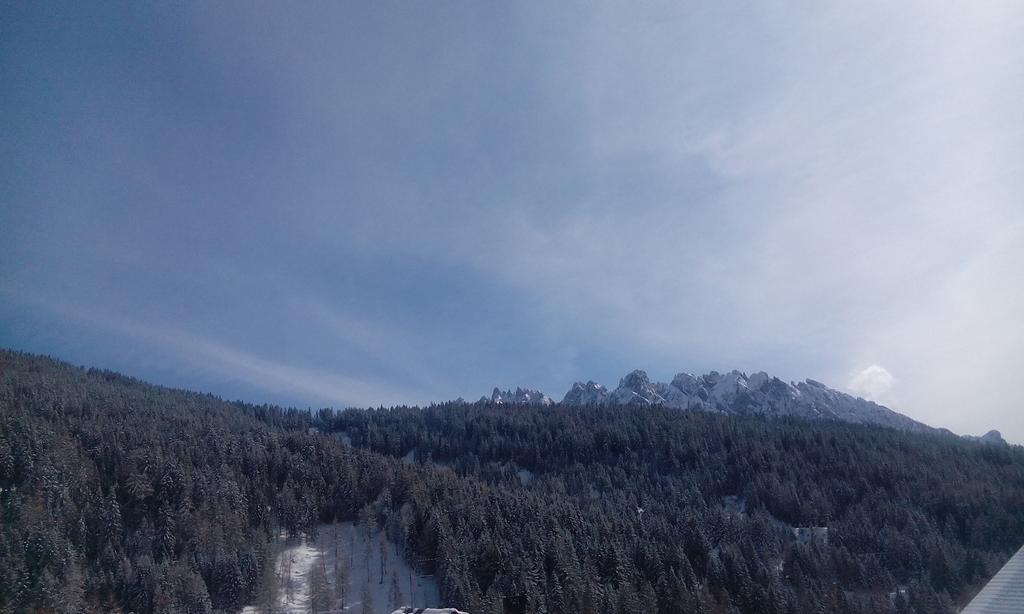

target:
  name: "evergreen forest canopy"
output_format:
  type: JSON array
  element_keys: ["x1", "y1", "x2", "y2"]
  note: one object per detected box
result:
[{"x1": 1, "y1": 349, "x2": 1023, "y2": 613}]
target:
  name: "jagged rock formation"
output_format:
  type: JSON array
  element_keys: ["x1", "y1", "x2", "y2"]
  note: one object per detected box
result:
[
  {"x1": 481, "y1": 368, "x2": 1009, "y2": 436},
  {"x1": 480, "y1": 386, "x2": 553, "y2": 406},
  {"x1": 964, "y1": 429, "x2": 1008, "y2": 445},
  {"x1": 561, "y1": 369, "x2": 932, "y2": 433},
  {"x1": 561, "y1": 380, "x2": 609, "y2": 405}
]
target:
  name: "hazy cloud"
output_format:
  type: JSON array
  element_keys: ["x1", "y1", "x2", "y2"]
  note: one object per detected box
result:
[{"x1": 2, "y1": 2, "x2": 1022, "y2": 440}]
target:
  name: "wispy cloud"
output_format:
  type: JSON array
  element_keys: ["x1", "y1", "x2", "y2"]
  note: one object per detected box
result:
[
  {"x1": 286, "y1": 296, "x2": 449, "y2": 395},
  {"x1": 122, "y1": 322, "x2": 426, "y2": 409},
  {"x1": 9, "y1": 290, "x2": 429, "y2": 408}
]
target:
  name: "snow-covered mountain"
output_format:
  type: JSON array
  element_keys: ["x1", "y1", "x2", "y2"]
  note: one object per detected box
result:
[
  {"x1": 480, "y1": 386, "x2": 553, "y2": 406},
  {"x1": 559, "y1": 369, "x2": 932, "y2": 433},
  {"x1": 479, "y1": 369, "x2": 953, "y2": 433},
  {"x1": 561, "y1": 380, "x2": 609, "y2": 405}
]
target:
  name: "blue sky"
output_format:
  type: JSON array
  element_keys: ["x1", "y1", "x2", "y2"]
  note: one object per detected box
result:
[{"x1": 2, "y1": 2, "x2": 1022, "y2": 440}]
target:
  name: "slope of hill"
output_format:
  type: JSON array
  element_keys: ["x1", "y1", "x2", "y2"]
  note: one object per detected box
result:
[{"x1": 2, "y1": 349, "x2": 1023, "y2": 613}]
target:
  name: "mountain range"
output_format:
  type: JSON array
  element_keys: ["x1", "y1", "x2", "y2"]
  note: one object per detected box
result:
[{"x1": 484, "y1": 368, "x2": 1005, "y2": 442}]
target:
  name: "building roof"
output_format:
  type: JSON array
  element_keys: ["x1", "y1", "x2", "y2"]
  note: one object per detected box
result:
[{"x1": 961, "y1": 545, "x2": 1024, "y2": 613}]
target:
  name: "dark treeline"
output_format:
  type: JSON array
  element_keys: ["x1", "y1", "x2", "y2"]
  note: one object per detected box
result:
[{"x1": 1, "y1": 350, "x2": 1022, "y2": 613}]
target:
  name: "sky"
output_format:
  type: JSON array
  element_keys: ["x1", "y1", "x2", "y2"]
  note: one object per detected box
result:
[{"x1": 2, "y1": 2, "x2": 1022, "y2": 441}]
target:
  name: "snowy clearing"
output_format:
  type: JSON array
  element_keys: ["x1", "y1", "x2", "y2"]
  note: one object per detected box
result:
[
  {"x1": 389, "y1": 609, "x2": 467, "y2": 614},
  {"x1": 240, "y1": 521, "x2": 441, "y2": 614}
]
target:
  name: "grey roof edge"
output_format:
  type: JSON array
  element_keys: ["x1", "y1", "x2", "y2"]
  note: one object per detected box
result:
[{"x1": 961, "y1": 545, "x2": 1024, "y2": 613}]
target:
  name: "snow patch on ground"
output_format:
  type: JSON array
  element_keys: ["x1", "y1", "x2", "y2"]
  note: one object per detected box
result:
[
  {"x1": 390, "y1": 609, "x2": 467, "y2": 614},
  {"x1": 240, "y1": 521, "x2": 441, "y2": 613}
]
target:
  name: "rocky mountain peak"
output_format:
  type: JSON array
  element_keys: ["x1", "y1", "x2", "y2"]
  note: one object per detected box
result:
[
  {"x1": 561, "y1": 380, "x2": 609, "y2": 405},
  {"x1": 562, "y1": 367, "x2": 932, "y2": 433},
  {"x1": 483, "y1": 387, "x2": 553, "y2": 406}
]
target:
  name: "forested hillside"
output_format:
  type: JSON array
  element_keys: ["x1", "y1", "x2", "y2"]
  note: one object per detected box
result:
[
  {"x1": 323, "y1": 404, "x2": 1024, "y2": 612},
  {"x1": 1, "y1": 350, "x2": 1023, "y2": 613}
]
